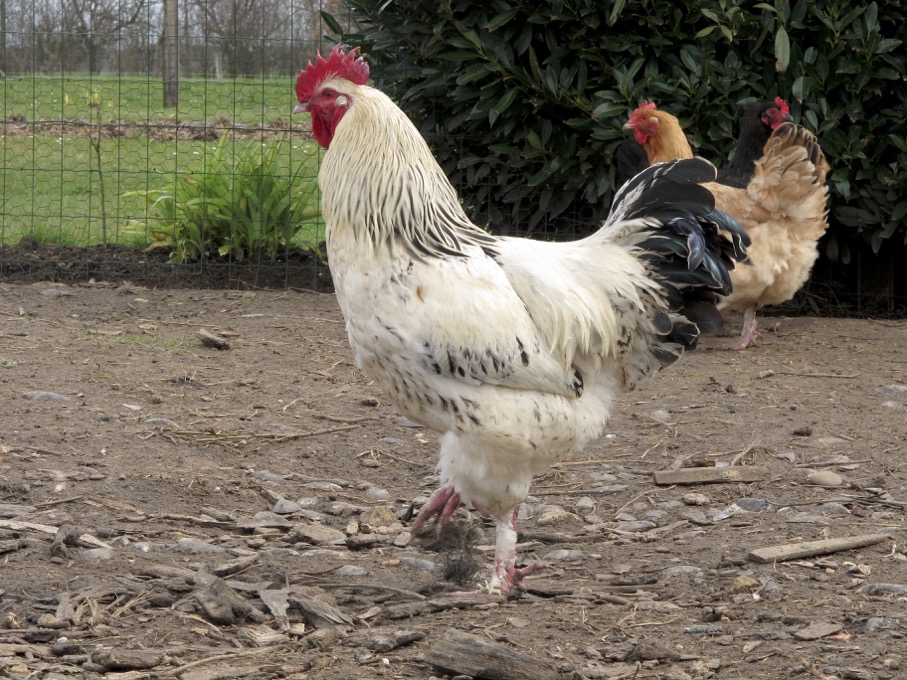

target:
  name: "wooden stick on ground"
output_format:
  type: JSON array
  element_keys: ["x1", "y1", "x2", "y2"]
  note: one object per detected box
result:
[
  {"x1": 748, "y1": 533, "x2": 891, "y2": 564},
  {"x1": 653, "y1": 466, "x2": 769, "y2": 486}
]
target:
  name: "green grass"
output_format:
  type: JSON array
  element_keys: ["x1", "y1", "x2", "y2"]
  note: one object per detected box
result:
[
  {"x1": 1, "y1": 74, "x2": 293, "y2": 124},
  {"x1": 1, "y1": 74, "x2": 323, "y2": 253}
]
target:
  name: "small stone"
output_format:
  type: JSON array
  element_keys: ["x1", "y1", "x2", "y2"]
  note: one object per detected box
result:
[
  {"x1": 360, "y1": 506, "x2": 398, "y2": 528},
  {"x1": 52, "y1": 637, "x2": 83, "y2": 656},
  {"x1": 590, "y1": 472, "x2": 619, "y2": 483},
  {"x1": 543, "y1": 549, "x2": 586, "y2": 562},
  {"x1": 272, "y1": 498, "x2": 302, "y2": 514},
  {"x1": 574, "y1": 497, "x2": 596, "y2": 514},
  {"x1": 784, "y1": 512, "x2": 828, "y2": 524},
  {"x1": 290, "y1": 523, "x2": 347, "y2": 545},
  {"x1": 663, "y1": 565, "x2": 702, "y2": 577},
  {"x1": 878, "y1": 385, "x2": 907, "y2": 394},
  {"x1": 301, "y1": 481, "x2": 344, "y2": 492},
  {"x1": 735, "y1": 498, "x2": 769, "y2": 512},
  {"x1": 252, "y1": 470, "x2": 286, "y2": 482},
  {"x1": 393, "y1": 531, "x2": 411, "y2": 547},
  {"x1": 807, "y1": 470, "x2": 843, "y2": 487},
  {"x1": 811, "y1": 502, "x2": 850, "y2": 516},
  {"x1": 592, "y1": 484, "x2": 629, "y2": 494},
  {"x1": 728, "y1": 575, "x2": 760, "y2": 593},
  {"x1": 881, "y1": 401, "x2": 905, "y2": 410},
  {"x1": 23, "y1": 391, "x2": 71, "y2": 401},
  {"x1": 37, "y1": 614, "x2": 62, "y2": 627},
  {"x1": 536, "y1": 505, "x2": 581, "y2": 526},
  {"x1": 709, "y1": 504, "x2": 744, "y2": 521},
  {"x1": 82, "y1": 548, "x2": 114, "y2": 560},
  {"x1": 679, "y1": 509, "x2": 710, "y2": 525},
  {"x1": 400, "y1": 556, "x2": 439, "y2": 572},
  {"x1": 682, "y1": 492, "x2": 711, "y2": 506},
  {"x1": 365, "y1": 487, "x2": 390, "y2": 500},
  {"x1": 615, "y1": 520, "x2": 656, "y2": 533},
  {"x1": 683, "y1": 624, "x2": 724, "y2": 635},
  {"x1": 337, "y1": 565, "x2": 370, "y2": 577},
  {"x1": 171, "y1": 538, "x2": 226, "y2": 554},
  {"x1": 674, "y1": 530, "x2": 706, "y2": 541},
  {"x1": 326, "y1": 501, "x2": 362, "y2": 516},
  {"x1": 144, "y1": 418, "x2": 178, "y2": 429},
  {"x1": 650, "y1": 408, "x2": 672, "y2": 423},
  {"x1": 236, "y1": 511, "x2": 292, "y2": 530}
]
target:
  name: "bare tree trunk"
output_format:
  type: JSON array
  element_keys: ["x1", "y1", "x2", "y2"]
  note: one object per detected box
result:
[
  {"x1": 0, "y1": 0, "x2": 6, "y2": 76},
  {"x1": 162, "y1": 0, "x2": 179, "y2": 107},
  {"x1": 214, "y1": 49, "x2": 223, "y2": 83}
]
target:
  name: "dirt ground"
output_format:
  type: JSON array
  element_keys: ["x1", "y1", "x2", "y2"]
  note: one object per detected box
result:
[{"x1": 1, "y1": 271, "x2": 906, "y2": 680}]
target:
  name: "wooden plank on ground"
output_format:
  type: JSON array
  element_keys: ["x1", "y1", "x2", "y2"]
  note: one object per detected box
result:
[
  {"x1": 424, "y1": 628, "x2": 562, "y2": 680},
  {"x1": 653, "y1": 466, "x2": 769, "y2": 486},
  {"x1": 748, "y1": 533, "x2": 891, "y2": 563}
]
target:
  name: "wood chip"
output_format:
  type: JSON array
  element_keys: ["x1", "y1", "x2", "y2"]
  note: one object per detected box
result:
[
  {"x1": 748, "y1": 533, "x2": 891, "y2": 563},
  {"x1": 794, "y1": 621, "x2": 843, "y2": 640},
  {"x1": 653, "y1": 466, "x2": 769, "y2": 486},
  {"x1": 424, "y1": 628, "x2": 561, "y2": 680},
  {"x1": 90, "y1": 648, "x2": 166, "y2": 671},
  {"x1": 198, "y1": 329, "x2": 231, "y2": 350}
]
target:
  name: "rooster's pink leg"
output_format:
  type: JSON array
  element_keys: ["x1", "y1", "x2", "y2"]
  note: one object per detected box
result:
[
  {"x1": 732, "y1": 305, "x2": 758, "y2": 350},
  {"x1": 411, "y1": 483, "x2": 461, "y2": 535},
  {"x1": 489, "y1": 509, "x2": 546, "y2": 599}
]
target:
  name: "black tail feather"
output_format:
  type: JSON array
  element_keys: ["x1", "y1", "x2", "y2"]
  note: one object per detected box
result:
[{"x1": 606, "y1": 157, "x2": 750, "y2": 352}]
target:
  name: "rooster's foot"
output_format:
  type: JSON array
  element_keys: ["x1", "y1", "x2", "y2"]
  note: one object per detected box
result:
[
  {"x1": 492, "y1": 560, "x2": 547, "y2": 600},
  {"x1": 411, "y1": 484, "x2": 461, "y2": 535}
]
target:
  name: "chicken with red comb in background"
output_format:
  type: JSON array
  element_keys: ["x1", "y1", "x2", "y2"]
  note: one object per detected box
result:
[{"x1": 620, "y1": 99, "x2": 829, "y2": 349}]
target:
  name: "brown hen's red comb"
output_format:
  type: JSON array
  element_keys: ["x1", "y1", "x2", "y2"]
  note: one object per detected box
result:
[
  {"x1": 295, "y1": 45, "x2": 369, "y2": 102},
  {"x1": 774, "y1": 97, "x2": 790, "y2": 114}
]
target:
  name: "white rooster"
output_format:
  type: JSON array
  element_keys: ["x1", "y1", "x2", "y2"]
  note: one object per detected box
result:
[{"x1": 294, "y1": 46, "x2": 748, "y2": 597}]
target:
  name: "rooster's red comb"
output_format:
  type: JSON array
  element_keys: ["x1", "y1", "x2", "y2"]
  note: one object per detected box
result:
[
  {"x1": 295, "y1": 45, "x2": 370, "y2": 102},
  {"x1": 774, "y1": 96, "x2": 790, "y2": 115}
]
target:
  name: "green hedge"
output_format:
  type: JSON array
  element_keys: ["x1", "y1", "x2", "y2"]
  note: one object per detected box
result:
[{"x1": 326, "y1": 0, "x2": 906, "y2": 260}]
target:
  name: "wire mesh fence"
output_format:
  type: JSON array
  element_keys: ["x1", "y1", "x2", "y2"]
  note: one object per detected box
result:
[{"x1": 1, "y1": 0, "x2": 342, "y2": 288}]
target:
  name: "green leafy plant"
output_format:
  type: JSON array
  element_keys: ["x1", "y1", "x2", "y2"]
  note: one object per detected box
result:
[
  {"x1": 327, "y1": 0, "x2": 906, "y2": 259},
  {"x1": 135, "y1": 141, "x2": 322, "y2": 263}
]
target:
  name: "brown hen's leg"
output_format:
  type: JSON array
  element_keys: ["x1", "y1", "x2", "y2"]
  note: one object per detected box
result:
[{"x1": 732, "y1": 305, "x2": 758, "y2": 350}]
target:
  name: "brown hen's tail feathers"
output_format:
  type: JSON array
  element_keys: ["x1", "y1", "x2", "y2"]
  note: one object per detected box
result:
[
  {"x1": 743, "y1": 122, "x2": 830, "y2": 241},
  {"x1": 764, "y1": 122, "x2": 829, "y2": 184}
]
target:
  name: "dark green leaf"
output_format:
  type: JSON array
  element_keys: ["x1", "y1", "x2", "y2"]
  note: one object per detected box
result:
[{"x1": 320, "y1": 11, "x2": 344, "y2": 37}]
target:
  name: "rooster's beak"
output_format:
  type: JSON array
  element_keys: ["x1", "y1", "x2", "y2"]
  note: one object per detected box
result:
[
  {"x1": 293, "y1": 102, "x2": 310, "y2": 114},
  {"x1": 622, "y1": 121, "x2": 635, "y2": 130}
]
